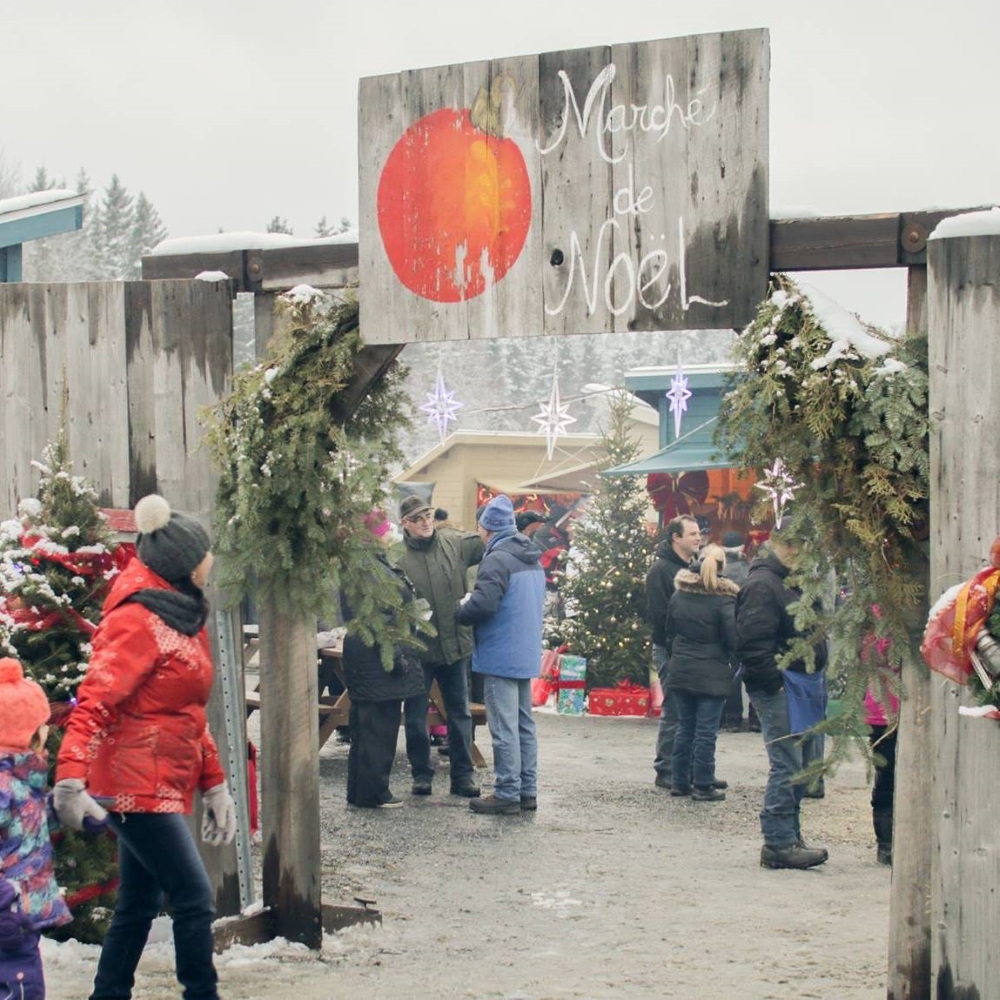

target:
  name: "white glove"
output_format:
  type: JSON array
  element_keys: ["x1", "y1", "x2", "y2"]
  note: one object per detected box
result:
[
  {"x1": 52, "y1": 778, "x2": 108, "y2": 832},
  {"x1": 201, "y1": 783, "x2": 237, "y2": 846}
]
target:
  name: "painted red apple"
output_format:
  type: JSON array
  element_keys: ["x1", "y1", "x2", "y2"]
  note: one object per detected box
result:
[{"x1": 376, "y1": 106, "x2": 532, "y2": 303}]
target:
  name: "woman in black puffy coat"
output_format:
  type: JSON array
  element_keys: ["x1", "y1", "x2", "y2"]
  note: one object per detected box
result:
[
  {"x1": 341, "y1": 542, "x2": 425, "y2": 809},
  {"x1": 665, "y1": 544, "x2": 739, "y2": 801}
]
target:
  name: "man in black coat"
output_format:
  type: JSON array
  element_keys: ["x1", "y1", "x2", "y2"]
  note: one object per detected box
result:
[
  {"x1": 735, "y1": 528, "x2": 829, "y2": 870},
  {"x1": 646, "y1": 515, "x2": 701, "y2": 788}
]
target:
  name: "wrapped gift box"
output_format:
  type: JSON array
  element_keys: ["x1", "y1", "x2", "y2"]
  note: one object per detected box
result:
[
  {"x1": 556, "y1": 654, "x2": 586, "y2": 715},
  {"x1": 588, "y1": 684, "x2": 651, "y2": 717}
]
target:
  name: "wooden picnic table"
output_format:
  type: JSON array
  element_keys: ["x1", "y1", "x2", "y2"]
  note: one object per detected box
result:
[{"x1": 244, "y1": 637, "x2": 487, "y2": 766}]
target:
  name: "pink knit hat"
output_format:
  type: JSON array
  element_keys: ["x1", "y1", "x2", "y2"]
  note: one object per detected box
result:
[
  {"x1": 0, "y1": 658, "x2": 50, "y2": 750},
  {"x1": 363, "y1": 510, "x2": 391, "y2": 538}
]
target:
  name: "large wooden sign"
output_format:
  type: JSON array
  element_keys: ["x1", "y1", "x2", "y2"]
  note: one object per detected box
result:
[{"x1": 359, "y1": 29, "x2": 769, "y2": 344}]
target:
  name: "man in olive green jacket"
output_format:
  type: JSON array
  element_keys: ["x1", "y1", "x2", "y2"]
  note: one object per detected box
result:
[{"x1": 390, "y1": 495, "x2": 484, "y2": 797}]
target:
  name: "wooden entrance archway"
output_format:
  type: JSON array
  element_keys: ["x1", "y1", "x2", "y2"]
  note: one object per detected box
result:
[{"x1": 144, "y1": 206, "x2": 982, "y2": 992}]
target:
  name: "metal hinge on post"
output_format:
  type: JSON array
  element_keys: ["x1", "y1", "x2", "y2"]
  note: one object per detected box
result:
[{"x1": 215, "y1": 610, "x2": 255, "y2": 910}]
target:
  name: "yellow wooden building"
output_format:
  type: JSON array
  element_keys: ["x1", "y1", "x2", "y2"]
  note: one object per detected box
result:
[{"x1": 392, "y1": 395, "x2": 660, "y2": 529}]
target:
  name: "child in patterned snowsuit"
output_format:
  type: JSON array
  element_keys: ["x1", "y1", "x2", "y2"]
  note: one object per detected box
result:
[{"x1": 0, "y1": 657, "x2": 71, "y2": 1000}]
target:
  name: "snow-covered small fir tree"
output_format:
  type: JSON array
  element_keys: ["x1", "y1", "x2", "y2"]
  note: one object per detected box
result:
[
  {"x1": 0, "y1": 431, "x2": 123, "y2": 942},
  {"x1": 0, "y1": 438, "x2": 120, "y2": 695},
  {"x1": 97, "y1": 173, "x2": 135, "y2": 279},
  {"x1": 560, "y1": 388, "x2": 652, "y2": 688},
  {"x1": 127, "y1": 192, "x2": 168, "y2": 278}
]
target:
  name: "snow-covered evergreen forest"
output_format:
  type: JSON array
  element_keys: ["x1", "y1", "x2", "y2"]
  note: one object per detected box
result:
[
  {"x1": 231, "y1": 298, "x2": 736, "y2": 465},
  {"x1": 394, "y1": 328, "x2": 735, "y2": 460}
]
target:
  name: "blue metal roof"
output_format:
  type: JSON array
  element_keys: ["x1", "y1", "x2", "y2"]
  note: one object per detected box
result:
[
  {"x1": 604, "y1": 364, "x2": 737, "y2": 475},
  {"x1": 0, "y1": 191, "x2": 85, "y2": 282}
]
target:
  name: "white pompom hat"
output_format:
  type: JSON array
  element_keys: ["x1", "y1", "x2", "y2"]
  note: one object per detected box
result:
[{"x1": 134, "y1": 494, "x2": 211, "y2": 584}]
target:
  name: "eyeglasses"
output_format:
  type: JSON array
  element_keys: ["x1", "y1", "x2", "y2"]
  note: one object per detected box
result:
[{"x1": 404, "y1": 512, "x2": 434, "y2": 525}]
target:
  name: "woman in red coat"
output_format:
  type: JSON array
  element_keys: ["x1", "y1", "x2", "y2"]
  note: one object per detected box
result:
[{"x1": 53, "y1": 495, "x2": 235, "y2": 1000}]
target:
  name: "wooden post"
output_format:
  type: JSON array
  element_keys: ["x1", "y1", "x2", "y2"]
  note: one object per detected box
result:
[
  {"x1": 253, "y1": 291, "x2": 276, "y2": 357},
  {"x1": 886, "y1": 266, "x2": 932, "y2": 1000},
  {"x1": 258, "y1": 593, "x2": 322, "y2": 949},
  {"x1": 926, "y1": 230, "x2": 1000, "y2": 997}
]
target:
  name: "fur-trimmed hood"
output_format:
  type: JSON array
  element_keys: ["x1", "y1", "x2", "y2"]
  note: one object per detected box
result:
[{"x1": 674, "y1": 569, "x2": 739, "y2": 597}]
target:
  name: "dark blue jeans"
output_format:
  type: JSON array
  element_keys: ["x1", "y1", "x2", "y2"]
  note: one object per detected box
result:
[
  {"x1": 671, "y1": 691, "x2": 726, "y2": 788},
  {"x1": 748, "y1": 688, "x2": 804, "y2": 849},
  {"x1": 652, "y1": 645, "x2": 678, "y2": 779},
  {"x1": 403, "y1": 658, "x2": 475, "y2": 786},
  {"x1": 92, "y1": 813, "x2": 217, "y2": 1000}
]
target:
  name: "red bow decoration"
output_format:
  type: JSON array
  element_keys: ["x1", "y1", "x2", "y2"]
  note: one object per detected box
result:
[{"x1": 646, "y1": 471, "x2": 710, "y2": 519}]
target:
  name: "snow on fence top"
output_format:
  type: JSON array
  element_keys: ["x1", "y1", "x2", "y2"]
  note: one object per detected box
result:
[
  {"x1": 929, "y1": 206, "x2": 1000, "y2": 240},
  {"x1": 150, "y1": 229, "x2": 358, "y2": 256}
]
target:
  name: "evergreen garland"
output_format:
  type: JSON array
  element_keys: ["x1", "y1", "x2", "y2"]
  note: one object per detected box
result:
[
  {"x1": 716, "y1": 275, "x2": 929, "y2": 758},
  {"x1": 560, "y1": 389, "x2": 652, "y2": 688},
  {"x1": 205, "y1": 291, "x2": 432, "y2": 666},
  {"x1": 0, "y1": 433, "x2": 121, "y2": 943}
]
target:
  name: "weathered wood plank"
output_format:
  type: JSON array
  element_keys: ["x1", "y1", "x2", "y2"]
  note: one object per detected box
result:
[
  {"x1": 539, "y1": 43, "x2": 615, "y2": 336},
  {"x1": 470, "y1": 54, "x2": 544, "y2": 343},
  {"x1": 604, "y1": 30, "x2": 769, "y2": 331},
  {"x1": 213, "y1": 902, "x2": 380, "y2": 953},
  {"x1": 770, "y1": 214, "x2": 901, "y2": 271},
  {"x1": 926, "y1": 231, "x2": 1000, "y2": 998},
  {"x1": 252, "y1": 291, "x2": 277, "y2": 357},
  {"x1": 886, "y1": 265, "x2": 932, "y2": 1000},
  {"x1": 142, "y1": 251, "x2": 245, "y2": 284},
  {"x1": 258, "y1": 598, "x2": 322, "y2": 948},
  {"x1": 253, "y1": 244, "x2": 359, "y2": 292},
  {"x1": 768, "y1": 208, "x2": 992, "y2": 272},
  {"x1": 0, "y1": 283, "x2": 130, "y2": 518}
]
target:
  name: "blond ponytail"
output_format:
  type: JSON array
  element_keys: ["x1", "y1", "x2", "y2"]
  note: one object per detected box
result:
[{"x1": 700, "y1": 544, "x2": 726, "y2": 592}]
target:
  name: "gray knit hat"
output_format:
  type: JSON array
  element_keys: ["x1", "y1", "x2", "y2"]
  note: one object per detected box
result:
[{"x1": 134, "y1": 494, "x2": 211, "y2": 584}]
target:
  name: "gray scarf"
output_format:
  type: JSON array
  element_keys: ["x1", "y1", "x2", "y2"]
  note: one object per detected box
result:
[{"x1": 128, "y1": 583, "x2": 208, "y2": 636}]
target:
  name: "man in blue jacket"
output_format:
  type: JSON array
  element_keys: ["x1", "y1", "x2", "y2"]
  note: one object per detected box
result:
[{"x1": 455, "y1": 494, "x2": 545, "y2": 815}]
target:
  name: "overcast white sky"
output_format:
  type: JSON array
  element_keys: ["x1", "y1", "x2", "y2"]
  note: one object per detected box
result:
[{"x1": 3, "y1": 0, "x2": 997, "y2": 329}]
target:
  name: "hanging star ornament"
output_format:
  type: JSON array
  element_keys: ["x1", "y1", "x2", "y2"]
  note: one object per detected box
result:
[
  {"x1": 755, "y1": 459, "x2": 801, "y2": 529},
  {"x1": 665, "y1": 365, "x2": 692, "y2": 439},
  {"x1": 531, "y1": 375, "x2": 576, "y2": 460},
  {"x1": 419, "y1": 372, "x2": 464, "y2": 443}
]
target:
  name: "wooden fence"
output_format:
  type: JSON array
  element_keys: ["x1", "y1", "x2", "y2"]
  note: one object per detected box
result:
[{"x1": 0, "y1": 279, "x2": 245, "y2": 916}]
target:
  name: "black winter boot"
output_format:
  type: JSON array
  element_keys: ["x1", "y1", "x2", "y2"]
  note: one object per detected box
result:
[{"x1": 873, "y1": 809, "x2": 893, "y2": 865}]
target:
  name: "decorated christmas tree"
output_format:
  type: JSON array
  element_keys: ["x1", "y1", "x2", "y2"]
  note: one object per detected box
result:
[
  {"x1": 560, "y1": 389, "x2": 652, "y2": 688},
  {"x1": 0, "y1": 432, "x2": 123, "y2": 942}
]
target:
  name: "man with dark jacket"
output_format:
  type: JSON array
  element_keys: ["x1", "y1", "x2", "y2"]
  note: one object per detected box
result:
[
  {"x1": 646, "y1": 515, "x2": 701, "y2": 788},
  {"x1": 390, "y1": 495, "x2": 484, "y2": 798},
  {"x1": 735, "y1": 529, "x2": 829, "y2": 870},
  {"x1": 456, "y1": 495, "x2": 545, "y2": 815}
]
